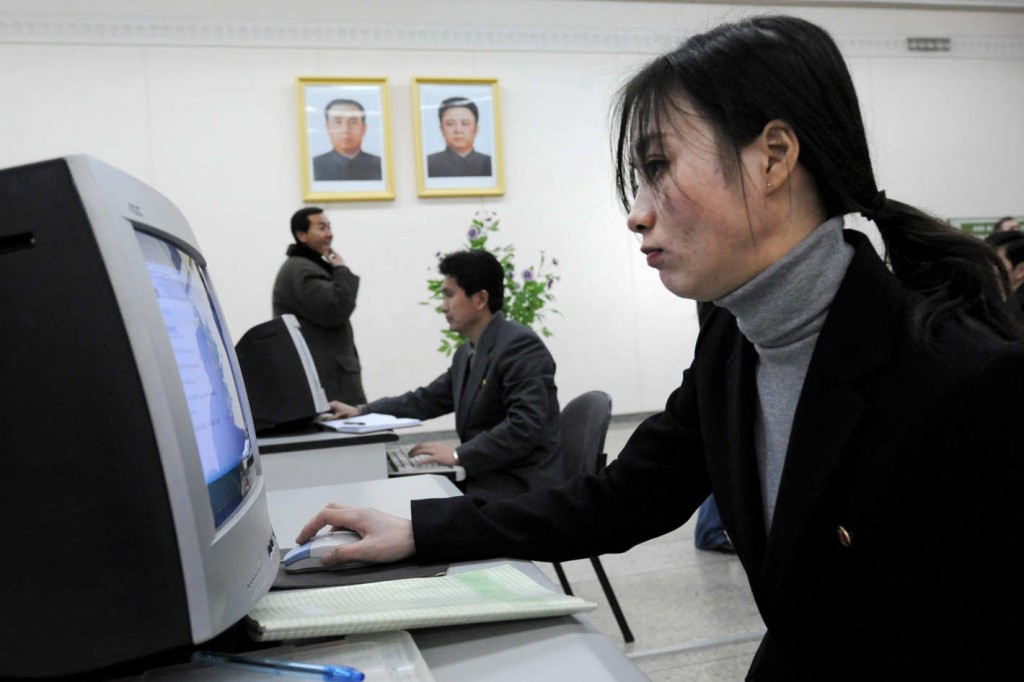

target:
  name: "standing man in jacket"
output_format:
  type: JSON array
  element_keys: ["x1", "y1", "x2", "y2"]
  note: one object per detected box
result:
[{"x1": 272, "y1": 207, "x2": 366, "y2": 405}]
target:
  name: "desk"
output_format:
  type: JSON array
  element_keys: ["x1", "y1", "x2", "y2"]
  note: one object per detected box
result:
[
  {"x1": 267, "y1": 474, "x2": 456, "y2": 536},
  {"x1": 266, "y1": 478, "x2": 647, "y2": 682},
  {"x1": 257, "y1": 429, "x2": 396, "y2": 490}
]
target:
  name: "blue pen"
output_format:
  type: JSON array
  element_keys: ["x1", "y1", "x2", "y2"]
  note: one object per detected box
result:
[{"x1": 192, "y1": 651, "x2": 365, "y2": 681}]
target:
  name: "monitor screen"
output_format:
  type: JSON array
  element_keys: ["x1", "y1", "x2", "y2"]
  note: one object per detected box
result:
[{"x1": 137, "y1": 229, "x2": 255, "y2": 527}]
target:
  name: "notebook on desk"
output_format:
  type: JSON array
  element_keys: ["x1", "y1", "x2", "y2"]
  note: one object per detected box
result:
[
  {"x1": 387, "y1": 444, "x2": 466, "y2": 482},
  {"x1": 320, "y1": 413, "x2": 421, "y2": 433},
  {"x1": 248, "y1": 564, "x2": 596, "y2": 641}
]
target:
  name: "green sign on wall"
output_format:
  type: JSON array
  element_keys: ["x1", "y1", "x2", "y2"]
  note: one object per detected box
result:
[{"x1": 950, "y1": 217, "x2": 1022, "y2": 237}]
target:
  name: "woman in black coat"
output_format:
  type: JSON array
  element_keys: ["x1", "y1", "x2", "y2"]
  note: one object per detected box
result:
[{"x1": 297, "y1": 16, "x2": 1024, "y2": 681}]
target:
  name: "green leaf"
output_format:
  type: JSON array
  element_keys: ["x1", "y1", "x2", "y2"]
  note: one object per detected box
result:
[{"x1": 424, "y1": 211, "x2": 559, "y2": 353}]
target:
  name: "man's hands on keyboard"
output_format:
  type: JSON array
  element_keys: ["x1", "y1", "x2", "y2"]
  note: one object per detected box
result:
[
  {"x1": 388, "y1": 445, "x2": 452, "y2": 471},
  {"x1": 386, "y1": 444, "x2": 466, "y2": 482},
  {"x1": 408, "y1": 441, "x2": 458, "y2": 466}
]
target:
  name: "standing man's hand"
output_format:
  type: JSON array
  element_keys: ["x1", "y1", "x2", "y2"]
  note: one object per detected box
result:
[{"x1": 324, "y1": 247, "x2": 346, "y2": 267}]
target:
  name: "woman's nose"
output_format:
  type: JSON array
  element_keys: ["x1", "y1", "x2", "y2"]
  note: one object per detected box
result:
[{"x1": 627, "y1": 186, "x2": 655, "y2": 234}]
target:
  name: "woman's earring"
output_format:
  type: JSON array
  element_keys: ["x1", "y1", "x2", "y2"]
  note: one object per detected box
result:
[{"x1": 766, "y1": 182, "x2": 773, "y2": 191}]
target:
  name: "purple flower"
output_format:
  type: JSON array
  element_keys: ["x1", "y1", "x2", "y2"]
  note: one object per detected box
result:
[
  {"x1": 522, "y1": 269, "x2": 534, "y2": 281},
  {"x1": 547, "y1": 277, "x2": 555, "y2": 290},
  {"x1": 552, "y1": 258, "x2": 559, "y2": 266},
  {"x1": 468, "y1": 227, "x2": 480, "y2": 239}
]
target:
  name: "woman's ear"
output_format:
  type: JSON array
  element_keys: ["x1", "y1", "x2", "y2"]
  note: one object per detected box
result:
[{"x1": 761, "y1": 119, "x2": 799, "y2": 193}]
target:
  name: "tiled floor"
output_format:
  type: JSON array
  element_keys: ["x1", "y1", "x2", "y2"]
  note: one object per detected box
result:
[
  {"x1": 534, "y1": 526, "x2": 764, "y2": 681},
  {"x1": 408, "y1": 414, "x2": 765, "y2": 679},
  {"x1": 535, "y1": 416, "x2": 766, "y2": 681}
]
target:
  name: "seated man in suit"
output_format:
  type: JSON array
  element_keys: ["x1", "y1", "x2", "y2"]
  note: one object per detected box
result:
[
  {"x1": 426, "y1": 97, "x2": 493, "y2": 178},
  {"x1": 332, "y1": 249, "x2": 562, "y2": 502},
  {"x1": 312, "y1": 99, "x2": 383, "y2": 181}
]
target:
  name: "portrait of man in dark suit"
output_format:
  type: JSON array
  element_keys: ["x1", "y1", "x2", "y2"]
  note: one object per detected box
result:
[
  {"x1": 312, "y1": 99, "x2": 383, "y2": 182},
  {"x1": 426, "y1": 97, "x2": 493, "y2": 178}
]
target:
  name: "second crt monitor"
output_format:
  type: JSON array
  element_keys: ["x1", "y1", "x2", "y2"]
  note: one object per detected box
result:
[{"x1": 236, "y1": 314, "x2": 330, "y2": 434}]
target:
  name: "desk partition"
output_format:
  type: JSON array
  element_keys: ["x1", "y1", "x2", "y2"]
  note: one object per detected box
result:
[{"x1": 257, "y1": 429, "x2": 397, "y2": 490}]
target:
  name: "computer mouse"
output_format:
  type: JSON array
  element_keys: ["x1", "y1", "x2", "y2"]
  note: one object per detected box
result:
[{"x1": 281, "y1": 531, "x2": 367, "y2": 572}]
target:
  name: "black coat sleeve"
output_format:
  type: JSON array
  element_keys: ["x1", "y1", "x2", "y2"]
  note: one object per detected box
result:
[{"x1": 411, "y1": 369, "x2": 713, "y2": 564}]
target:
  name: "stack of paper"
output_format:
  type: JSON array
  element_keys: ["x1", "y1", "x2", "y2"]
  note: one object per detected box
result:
[
  {"x1": 319, "y1": 412, "x2": 421, "y2": 433},
  {"x1": 247, "y1": 565, "x2": 596, "y2": 641}
]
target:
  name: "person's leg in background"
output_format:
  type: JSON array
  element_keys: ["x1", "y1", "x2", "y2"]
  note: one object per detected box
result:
[{"x1": 694, "y1": 494, "x2": 735, "y2": 553}]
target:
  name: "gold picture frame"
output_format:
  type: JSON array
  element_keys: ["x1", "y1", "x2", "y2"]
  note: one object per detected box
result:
[
  {"x1": 412, "y1": 77, "x2": 504, "y2": 198},
  {"x1": 297, "y1": 77, "x2": 395, "y2": 202}
]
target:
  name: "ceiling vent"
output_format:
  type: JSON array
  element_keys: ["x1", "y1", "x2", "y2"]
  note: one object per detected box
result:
[{"x1": 907, "y1": 37, "x2": 952, "y2": 53}]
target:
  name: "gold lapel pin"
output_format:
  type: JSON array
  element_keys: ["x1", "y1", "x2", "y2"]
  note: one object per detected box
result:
[{"x1": 837, "y1": 525, "x2": 853, "y2": 547}]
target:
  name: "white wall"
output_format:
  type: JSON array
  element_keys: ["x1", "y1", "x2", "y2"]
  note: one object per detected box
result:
[{"x1": 2, "y1": 1, "x2": 1023, "y2": 429}]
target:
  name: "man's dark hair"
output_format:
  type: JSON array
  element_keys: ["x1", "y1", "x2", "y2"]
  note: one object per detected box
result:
[
  {"x1": 1006, "y1": 240, "x2": 1024, "y2": 269},
  {"x1": 324, "y1": 99, "x2": 366, "y2": 122},
  {"x1": 438, "y1": 97, "x2": 479, "y2": 123},
  {"x1": 439, "y1": 250, "x2": 504, "y2": 314},
  {"x1": 992, "y1": 230, "x2": 1024, "y2": 269},
  {"x1": 290, "y1": 207, "x2": 323, "y2": 242},
  {"x1": 985, "y1": 230, "x2": 1024, "y2": 249},
  {"x1": 993, "y1": 216, "x2": 1019, "y2": 232}
]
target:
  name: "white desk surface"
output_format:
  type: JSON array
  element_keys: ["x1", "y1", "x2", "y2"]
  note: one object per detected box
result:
[
  {"x1": 266, "y1": 475, "x2": 457, "y2": 545},
  {"x1": 264, "y1": 477, "x2": 647, "y2": 682},
  {"x1": 258, "y1": 428, "x2": 397, "y2": 449}
]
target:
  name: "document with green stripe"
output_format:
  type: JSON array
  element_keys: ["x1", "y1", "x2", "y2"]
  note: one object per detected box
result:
[{"x1": 246, "y1": 564, "x2": 596, "y2": 641}]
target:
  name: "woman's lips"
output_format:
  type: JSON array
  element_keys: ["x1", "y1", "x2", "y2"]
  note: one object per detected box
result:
[{"x1": 643, "y1": 247, "x2": 663, "y2": 266}]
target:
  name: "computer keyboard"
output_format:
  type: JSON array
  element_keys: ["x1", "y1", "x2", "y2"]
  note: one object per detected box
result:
[
  {"x1": 386, "y1": 444, "x2": 417, "y2": 470},
  {"x1": 386, "y1": 444, "x2": 466, "y2": 482}
]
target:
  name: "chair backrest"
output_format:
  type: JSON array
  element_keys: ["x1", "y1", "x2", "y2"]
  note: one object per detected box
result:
[{"x1": 559, "y1": 390, "x2": 612, "y2": 478}]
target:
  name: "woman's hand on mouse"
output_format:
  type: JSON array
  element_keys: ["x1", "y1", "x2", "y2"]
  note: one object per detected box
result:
[{"x1": 297, "y1": 504, "x2": 416, "y2": 565}]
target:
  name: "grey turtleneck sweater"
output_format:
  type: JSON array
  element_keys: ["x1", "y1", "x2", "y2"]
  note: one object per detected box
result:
[{"x1": 716, "y1": 217, "x2": 853, "y2": 532}]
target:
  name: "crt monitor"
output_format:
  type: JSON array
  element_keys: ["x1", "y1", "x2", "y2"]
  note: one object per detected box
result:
[
  {"x1": 235, "y1": 314, "x2": 330, "y2": 435},
  {"x1": 0, "y1": 155, "x2": 278, "y2": 677}
]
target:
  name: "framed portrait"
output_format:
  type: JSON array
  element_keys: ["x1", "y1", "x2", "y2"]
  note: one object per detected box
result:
[
  {"x1": 297, "y1": 77, "x2": 395, "y2": 202},
  {"x1": 412, "y1": 77, "x2": 504, "y2": 198}
]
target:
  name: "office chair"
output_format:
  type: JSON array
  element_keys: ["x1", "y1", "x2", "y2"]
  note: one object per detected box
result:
[{"x1": 551, "y1": 390, "x2": 635, "y2": 644}]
